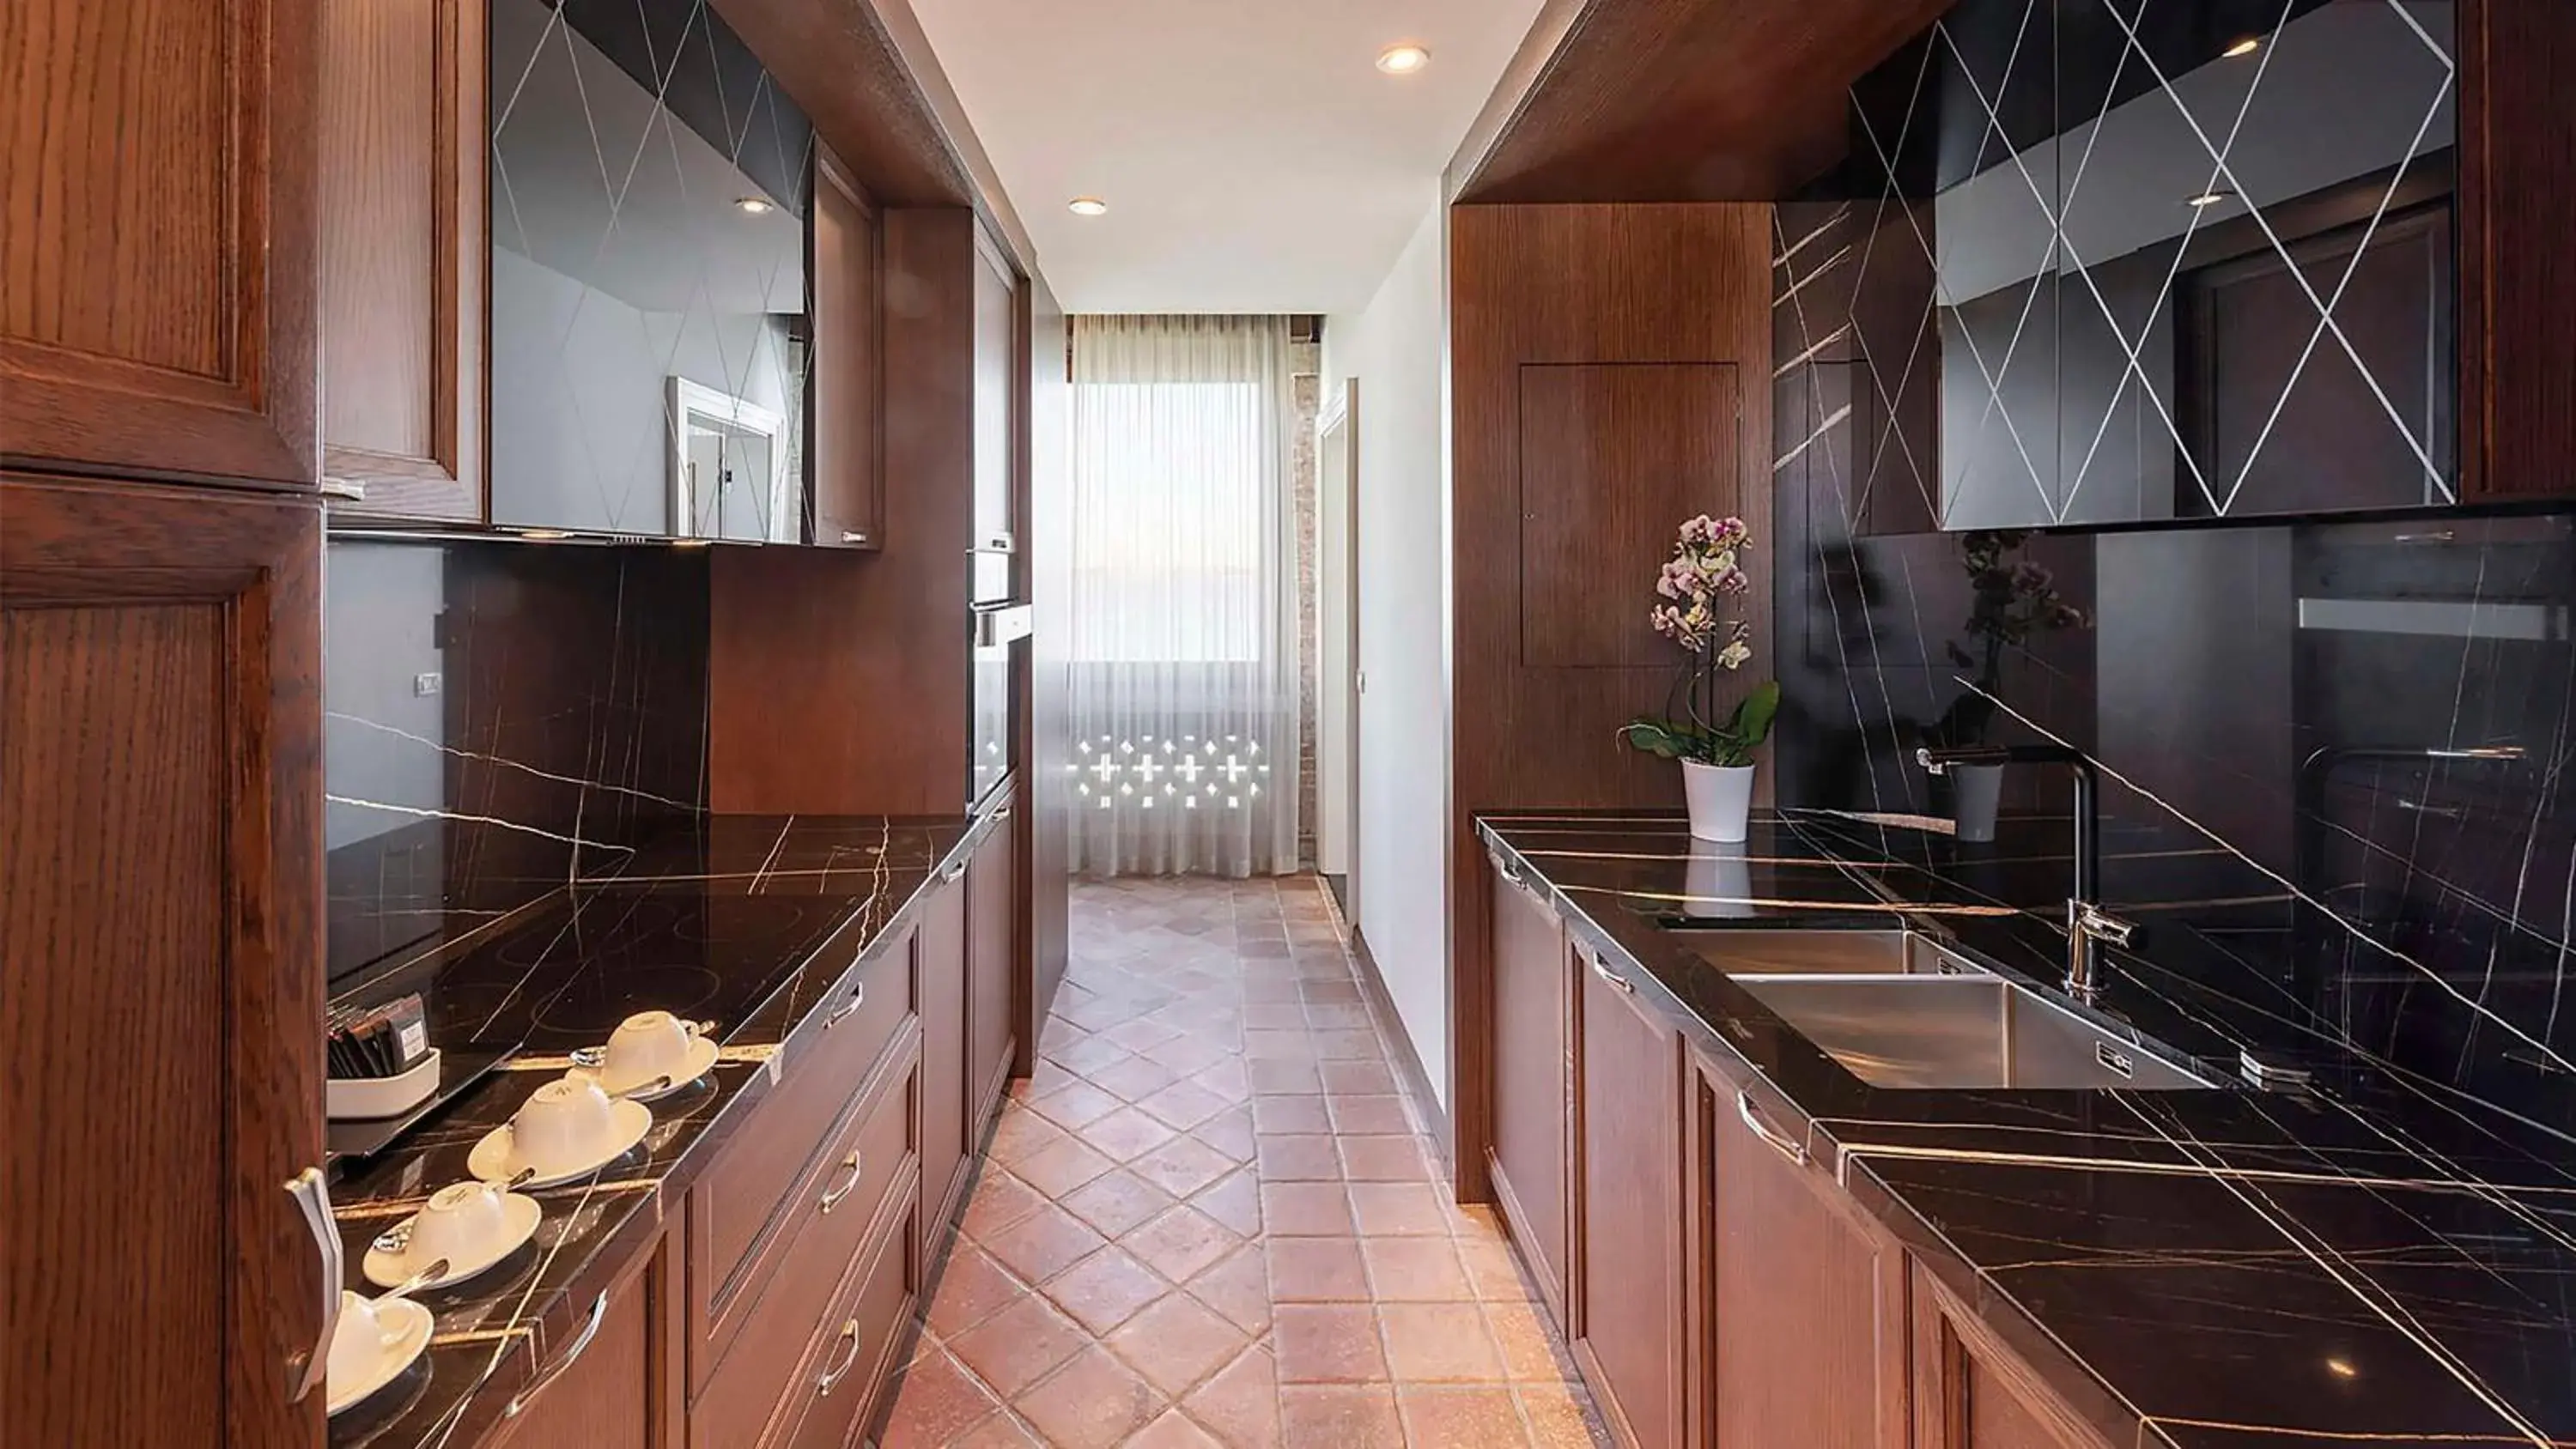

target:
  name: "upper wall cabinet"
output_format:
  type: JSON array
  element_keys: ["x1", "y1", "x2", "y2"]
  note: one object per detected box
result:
[
  {"x1": 1, "y1": 0, "x2": 319, "y2": 486},
  {"x1": 1805, "y1": 0, "x2": 2554, "y2": 531},
  {"x1": 812, "y1": 144, "x2": 883, "y2": 549},
  {"x1": 320, "y1": 0, "x2": 488, "y2": 521},
  {"x1": 487, "y1": 0, "x2": 814, "y2": 540}
]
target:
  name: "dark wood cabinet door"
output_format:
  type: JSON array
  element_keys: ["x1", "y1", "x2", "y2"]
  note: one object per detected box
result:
[
  {"x1": 917, "y1": 860, "x2": 971, "y2": 1254},
  {"x1": 2461, "y1": 0, "x2": 2576, "y2": 498},
  {"x1": 1575, "y1": 941, "x2": 1686, "y2": 1449},
  {"x1": 812, "y1": 146, "x2": 882, "y2": 549},
  {"x1": 1911, "y1": 1261, "x2": 2114, "y2": 1449},
  {"x1": 0, "y1": 476, "x2": 325, "y2": 1446},
  {"x1": 970, "y1": 224, "x2": 1019, "y2": 575},
  {"x1": 1701, "y1": 1067, "x2": 1908, "y2": 1449},
  {"x1": 487, "y1": 1268, "x2": 653, "y2": 1449},
  {"x1": 1488, "y1": 853, "x2": 1571, "y2": 1325},
  {"x1": 318, "y1": 0, "x2": 485, "y2": 520},
  {"x1": 1, "y1": 0, "x2": 319, "y2": 485},
  {"x1": 966, "y1": 809, "x2": 1018, "y2": 1134}
]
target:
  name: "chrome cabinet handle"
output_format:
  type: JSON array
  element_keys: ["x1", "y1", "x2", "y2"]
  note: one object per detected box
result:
[
  {"x1": 505, "y1": 1291, "x2": 608, "y2": 1419},
  {"x1": 284, "y1": 1167, "x2": 343, "y2": 1402},
  {"x1": 815, "y1": 1318, "x2": 865, "y2": 1396},
  {"x1": 839, "y1": 530, "x2": 870, "y2": 546},
  {"x1": 1584, "y1": 947, "x2": 1633, "y2": 995},
  {"x1": 818, "y1": 1150, "x2": 865, "y2": 1213},
  {"x1": 1736, "y1": 1091, "x2": 1808, "y2": 1167},
  {"x1": 825, "y1": 980, "x2": 866, "y2": 1028}
]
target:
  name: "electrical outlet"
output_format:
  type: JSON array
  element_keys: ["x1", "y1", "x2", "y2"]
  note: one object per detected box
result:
[{"x1": 412, "y1": 672, "x2": 442, "y2": 697}]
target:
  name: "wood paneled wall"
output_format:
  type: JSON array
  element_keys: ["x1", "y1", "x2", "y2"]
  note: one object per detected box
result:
[
  {"x1": 1447, "y1": 203, "x2": 1772, "y2": 1198},
  {"x1": 708, "y1": 209, "x2": 978, "y2": 815}
]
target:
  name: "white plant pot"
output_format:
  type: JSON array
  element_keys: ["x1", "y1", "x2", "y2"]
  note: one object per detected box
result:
[
  {"x1": 1681, "y1": 761, "x2": 1755, "y2": 844},
  {"x1": 1948, "y1": 761, "x2": 2006, "y2": 843}
]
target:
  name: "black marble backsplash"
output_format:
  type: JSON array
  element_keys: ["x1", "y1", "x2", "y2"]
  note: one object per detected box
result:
[
  {"x1": 1771, "y1": 200, "x2": 2576, "y2": 1149},
  {"x1": 325, "y1": 538, "x2": 711, "y2": 982}
]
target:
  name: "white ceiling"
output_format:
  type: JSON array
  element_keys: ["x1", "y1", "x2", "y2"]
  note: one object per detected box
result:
[{"x1": 910, "y1": 0, "x2": 1548, "y2": 313}]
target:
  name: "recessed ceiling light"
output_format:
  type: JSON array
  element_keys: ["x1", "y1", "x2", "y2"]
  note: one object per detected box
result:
[
  {"x1": 1376, "y1": 43, "x2": 1431, "y2": 76},
  {"x1": 2223, "y1": 35, "x2": 2262, "y2": 58},
  {"x1": 734, "y1": 197, "x2": 774, "y2": 215},
  {"x1": 1067, "y1": 197, "x2": 1109, "y2": 217},
  {"x1": 2187, "y1": 189, "x2": 2235, "y2": 209}
]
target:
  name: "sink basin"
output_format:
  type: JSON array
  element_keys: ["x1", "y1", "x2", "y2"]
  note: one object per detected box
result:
[
  {"x1": 1732, "y1": 974, "x2": 2216, "y2": 1091},
  {"x1": 1666, "y1": 927, "x2": 1989, "y2": 979}
]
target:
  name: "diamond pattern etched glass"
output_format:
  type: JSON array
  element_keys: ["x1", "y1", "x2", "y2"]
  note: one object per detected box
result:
[{"x1": 489, "y1": 0, "x2": 814, "y2": 539}]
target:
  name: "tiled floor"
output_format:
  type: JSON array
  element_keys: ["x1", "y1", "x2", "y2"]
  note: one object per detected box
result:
[{"x1": 877, "y1": 876, "x2": 1608, "y2": 1448}]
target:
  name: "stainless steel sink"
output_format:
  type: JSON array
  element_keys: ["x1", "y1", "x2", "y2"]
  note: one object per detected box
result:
[
  {"x1": 1731, "y1": 974, "x2": 2216, "y2": 1090},
  {"x1": 1666, "y1": 927, "x2": 1989, "y2": 979}
]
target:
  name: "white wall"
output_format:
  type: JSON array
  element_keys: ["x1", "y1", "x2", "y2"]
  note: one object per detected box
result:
[{"x1": 1321, "y1": 192, "x2": 1453, "y2": 1109}]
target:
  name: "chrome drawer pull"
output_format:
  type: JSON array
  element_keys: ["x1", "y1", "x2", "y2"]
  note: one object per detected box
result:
[
  {"x1": 1586, "y1": 948, "x2": 1633, "y2": 994},
  {"x1": 818, "y1": 1150, "x2": 866, "y2": 1213},
  {"x1": 1736, "y1": 1091, "x2": 1808, "y2": 1167},
  {"x1": 284, "y1": 1167, "x2": 342, "y2": 1402},
  {"x1": 506, "y1": 1291, "x2": 608, "y2": 1418},
  {"x1": 825, "y1": 981, "x2": 866, "y2": 1028},
  {"x1": 815, "y1": 1319, "x2": 865, "y2": 1396}
]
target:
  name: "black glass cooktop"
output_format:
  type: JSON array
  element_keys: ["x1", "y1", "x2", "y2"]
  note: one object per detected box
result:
[{"x1": 418, "y1": 884, "x2": 856, "y2": 1051}]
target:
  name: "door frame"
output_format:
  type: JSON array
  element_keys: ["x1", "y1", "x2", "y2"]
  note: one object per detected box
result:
[{"x1": 1316, "y1": 379, "x2": 1361, "y2": 921}]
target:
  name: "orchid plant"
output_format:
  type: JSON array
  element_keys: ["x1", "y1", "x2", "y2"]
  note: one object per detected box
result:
[{"x1": 1619, "y1": 514, "x2": 1781, "y2": 769}]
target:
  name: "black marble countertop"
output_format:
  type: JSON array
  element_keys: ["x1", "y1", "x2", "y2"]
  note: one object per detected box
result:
[
  {"x1": 1479, "y1": 809, "x2": 2576, "y2": 1449},
  {"x1": 325, "y1": 813, "x2": 993, "y2": 1449}
]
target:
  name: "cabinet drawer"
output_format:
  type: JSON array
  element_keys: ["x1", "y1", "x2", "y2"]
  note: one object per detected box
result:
[
  {"x1": 694, "y1": 1165, "x2": 919, "y2": 1448},
  {"x1": 696, "y1": 1041, "x2": 919, "y2": 1397},
  {"x1": 698, "y1": 926, "x2": 915, "y2": 1313},
  {"x1": 779, "y1": 1206, "x2": 916, "y2": 1449}
]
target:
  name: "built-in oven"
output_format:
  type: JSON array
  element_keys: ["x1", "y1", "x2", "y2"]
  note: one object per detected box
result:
[{"x1": 970, "y1": 601, "x2": 1031, "y2": 809}]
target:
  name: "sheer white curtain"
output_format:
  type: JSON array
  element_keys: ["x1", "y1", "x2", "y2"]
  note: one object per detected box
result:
[{"x1": 1068, "y1": 315, "x2": 1301, "y2": 877}]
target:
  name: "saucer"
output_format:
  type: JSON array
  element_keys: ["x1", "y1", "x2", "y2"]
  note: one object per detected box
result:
[
  {"x1": 466, "y1": 1098, "x2": 653, "y2": 1189},
  {"x1": 565, "y1": 1032, "x2": 719, "y2": 1102},
  {"x1": 325, "y1": 1297, "x2": 433, "y2": 1417},
  {"x1": 362, "y1": 1190, "x2": 543, "y2": 1290}
]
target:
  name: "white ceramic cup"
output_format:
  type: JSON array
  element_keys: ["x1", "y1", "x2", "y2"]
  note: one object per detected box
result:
[
  {"x1": 408, "y1": 1179, "x2": 513, "y2": 1265},
  {"x1": 600, "y1": 1009, "x2": 701, "y2": 1088},
  {"x1": 510, "y1": 1076, "x2": 619, "y2": 1173},
  {"x1": 326, "y1": 1289, "x2": 410, "y2": 1388}
]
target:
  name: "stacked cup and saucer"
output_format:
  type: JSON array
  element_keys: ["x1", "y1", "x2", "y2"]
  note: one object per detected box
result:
[
  {"x1": 566, "y1": 1009, "x2": 718, "y2": 1104},
  {"x1": 366, "y1": 1176, "x2": 544, "y2": 1294},
  {"x1": 324, "y1": 1286, "x2": 435, "y2": 1416},
  {"x1": 467, "y1": 1073, "x2": 655, "y2": 1188}
]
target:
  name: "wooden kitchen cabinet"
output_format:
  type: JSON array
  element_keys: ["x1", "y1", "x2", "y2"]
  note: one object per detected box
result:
[
  {"x1": 917, "y1": 852, "x2": 972, "y2": 1258},
  {"x1": 1573, "y1": 938, "x2": 1687, "y2": 1449},
  {"x1": 966, "y1": 804, "x2": 1018, "y2": 1139},
  {"x1": 317, "y1": 0, "x2": 487, "y2": 520},
  {"x1": 0, "y1": 476, "x2": 325, "y2": 1447},
  {"x1": 486, "y1": 1268, "x2": 654, "y2": 1449},
  {"x1": 1911, "y1": 1261, "x2": 2114, "y2": 1449},
  {"x1": 1698, "y1": 1061, "x2": 1909, "y2": 1449},
  {"x1": 2, "y1": 0, "x2": 319, "y2": 485},
  {"x1": 1488, "y1": 851, "x2": 1572, "y2": 1325},
  {"x1": 812, "y1": 145, "x2": 882, "y2": 549}
]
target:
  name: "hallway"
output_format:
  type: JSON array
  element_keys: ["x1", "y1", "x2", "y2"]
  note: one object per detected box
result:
[{"x1": 878, "y1": 877, "x2": 1606, "y2": 1447}]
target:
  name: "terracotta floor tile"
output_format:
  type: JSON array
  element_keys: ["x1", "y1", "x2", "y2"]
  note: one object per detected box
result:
[
  {"x1": 1273, "y1": 1303, "x2": 1389, "y2": 1383},
  {"x1": 1251, "y1": 1094, "x2": 1333, "y2": 1135},
  {"x1": 876, "y1": 1345, "x2": 1005, "y2": 1448},
  {"x1": 1099, "y1": 1017, "x2": 1186, "y2": 1053},
  {"x1": 1324, "y1": 1093, "x2": 1412, "y2": 1136},
  {"x1": 1194, "y1": 1106, "x2": 1259, "y2": 1162},
  {"x1": 1105, "y1": 1292, "x2": 1250, "y2": 1396},
  {"x1": 1043, "y1": 1246, "x2": 1171, "y2": 1334},
  {"x1": 1382, "y1": 1302, "x2": 1507, "y2": 1382},
  {"x1": 1242, "y1": 1028, "x2": 1318, "y2": 1061},
  {"x1": 1059, "y1": 1167, "x2": 1179, "y2": 1238},
  {"x1": 1127, "y1": 1134, "x2": 1239, "y2": 1197},
  {"x1": 1185, "y1": 1343, "x2": 1280, "y2": 1449},
  {"x1": 1122, "y1": 1204, "x2": 1242, "y2": 1283},
  {"x1": 1457, "y1": 1232, "x2": 1537, "y2": 1300},
  {"x1": 1516, "y1": 1380, "x2": 1611, "y2": 1447},
  {"x1": 1485, "y1": 1298, "x2": 1573, "y2": 1380},
  {"x1": 976, "y1": 1201, "x2": 1109, "y2": 1284},
  {"x1": 1319, "y1": 1059, "x2": 1398, "y2": 1093},
  {"x1": 988, "y1": 1112, "x2": 1068, "y2": 1169},
  {"x1": 1303, "y1": 1003, "x2": 1372, "y2": 1030},
  {"x1": 1190, "y1": 1167, "x2": 1264, "y2": 1238},
  {"x1": 1309, "y1": 1029, "x2": 1385, "y2": 1061},
  {"x1": 1135, "y1": 1078, "x2": 1232, "y2": 1130},
  {"x1": 957, "y1": 1169, "x2": 1050, "y2": 1240},
  {"x1": 1261, "y1": 1181, "x2": 1356, "y2": 1236},
  {"x1": 1257, "y1": 1132, "x2": 1345, "y2": 1180},
  {"x1": 1078, "y1": 1105, "x2": 1182, "y2": 1161},
  {"x1": 1182, "y1": 1242, "x2": 1275, "y2": 1336},
  {"x1": 1400, "y1": 1386, "x2": 1533, "y2": 1447},
  {"x1": 1242, "y1": 1002, "x2": 1309, "y2": 1030},
  {"x1": 925, "y1": 1244, "x2": 1029, "y2": 1337},
  {"x1": 1246, "y1": 1059, "x2": 1325, "y2": 1094},
  {"x1": 945, "y1": 1293, "x2": 1090, "y2": 1397},
  {"x1": 1267, "y1": 1236, "x2": 1371, "y2": 1302},
  {"x1": 1279, "y1": 1385, "x2": 1405, "y2": 1449},
  {"x1": 1187, "y1": 1060, "x2": 1251, "y2": 1101},
  {"x1": 1361, "y1": 1237, "x2": 1475, "y2": 1301},
  {"x1": 945, "y1": 1410, "x2": 1045, "y2": 1447},
  {"x1": 1339, "y1": 1134, "x2": 1434, "y2": 1183},
  {"x1": 1012, "y1": 1346, "x2": 1164, "y2": 1449},
  {"x1": 1127, "y1": 1409, "x2": 1228, "y2": 1448},
  {"x1": 1349, "y1": 1181, "x2": 1451, "y2": 1237},
  {"x1": 1012, "y1": 1134, "x2": 1120, "y2": 1197},
  {"x1": 1086, "y1": 1052, "x2": 1181, "y2": 1101},
  {"x1": 1151, "y1": 1034, "x2": 1234, "y2": 1075},
  {"x1": 1044, "y1": 1034, "x2": 1131, "y2": 1077}
]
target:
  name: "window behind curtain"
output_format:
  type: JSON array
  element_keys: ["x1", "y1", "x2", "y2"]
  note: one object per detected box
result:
[{"x1": 1072, "y1": 379, "x2": 1267, "y2": 664}]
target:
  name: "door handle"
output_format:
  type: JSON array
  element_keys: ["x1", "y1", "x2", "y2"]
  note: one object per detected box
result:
[
  {"x1": 1736, "y1": 1091, "x2": 1809, "y2": 1167},
  {"x1": 283, "y1": 1167, "x2": 343, "y2": 1403}
]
